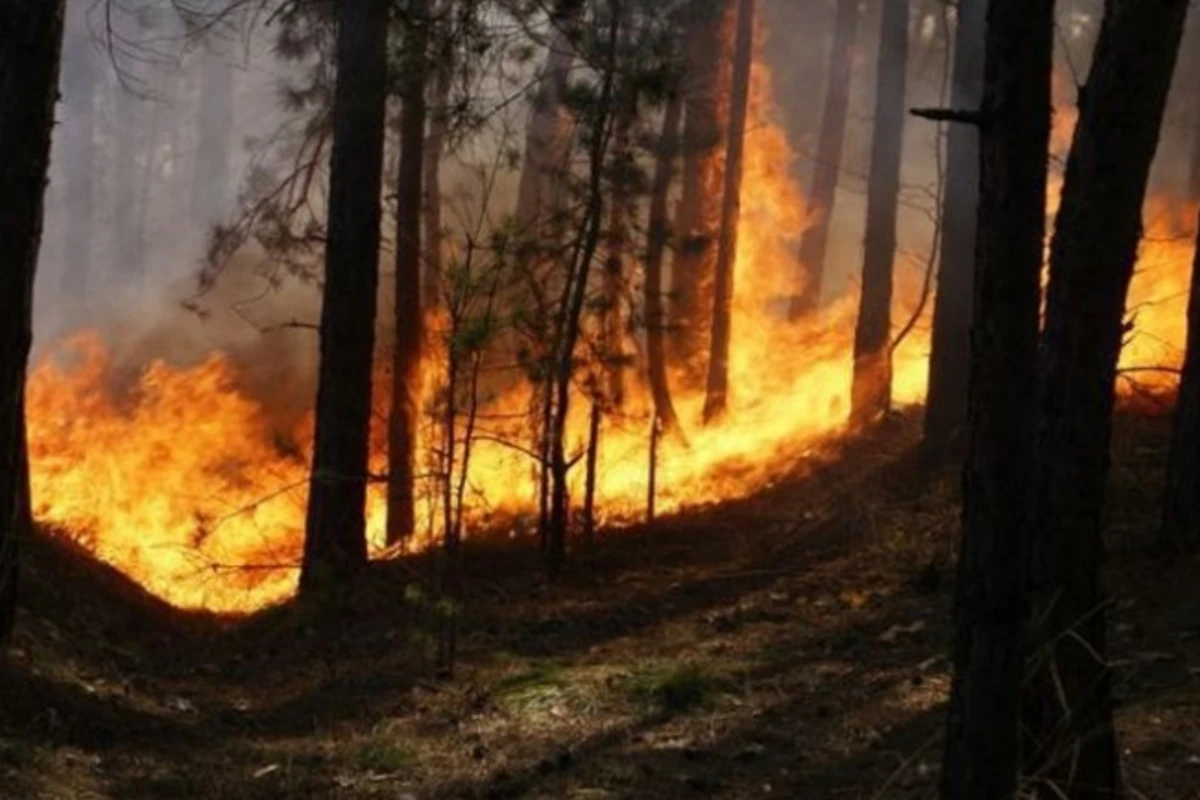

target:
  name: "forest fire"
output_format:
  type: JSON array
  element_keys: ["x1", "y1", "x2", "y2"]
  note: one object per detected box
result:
[
  {"x1": 24, "y1": 51, "x2": 936, "y2": 613},
  {"x1": 18, "y1": 40, "x2": 1197, "y2": 616}
]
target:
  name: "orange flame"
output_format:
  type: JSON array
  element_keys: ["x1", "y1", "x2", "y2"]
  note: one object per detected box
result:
[{"x1": 24, "y1": 54, "x2": 1194, "y2": 613}]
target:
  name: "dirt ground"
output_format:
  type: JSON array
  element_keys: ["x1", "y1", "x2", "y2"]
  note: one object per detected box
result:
[{"x1": 2, "y1": 414, "x2": 1198, "y2": 799}]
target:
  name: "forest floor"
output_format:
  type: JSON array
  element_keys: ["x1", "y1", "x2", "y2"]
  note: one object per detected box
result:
[{"x1": 2, "y1": 413, "x2": 1200, "y2": 799}]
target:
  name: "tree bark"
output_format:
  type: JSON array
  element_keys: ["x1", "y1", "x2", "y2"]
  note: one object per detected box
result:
[
  {"x1": 938, "y1": 1, "x2": 1053, "y2": 796},
  {"x1": 300, "y1": 0, "x2": 390, "y2": 593},
  {"x1": 1162, "y1": 208, "x2": 1200, "y2": 554},
  {"x1": 0, "y1": 0, "x2": 66, "y2": 648},
  {"x1": 921, "y1": 0, "x2": 985, "y2": 461},
  {"x1": 850, "y1": 0, "x2": 909, "y2": 428},
  {"x1": 703, "y1": 0, "x2": 754, "y2": 423},
  {"x1": 387, "y1": 0, "x2": 432, "y2": 547},
  {"x1": 645, "y1": 88, "x2": 684, "y2": 435},
  {"x1": 422, "y1": 8, "x2": 453, "y2": 310},
  {"x1": 788, "y1": 0, "x2": 858, "y2": 318},
  {"x1": 669, "y1": 1, "x2": 733, "y2": 382},
  {"x1": 1027, "y1": 1, "x2": 1189, "y2": 794}
]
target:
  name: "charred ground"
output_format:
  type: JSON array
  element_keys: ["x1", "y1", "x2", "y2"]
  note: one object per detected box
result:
[{"x1": 2, "y1": 414, "x2": 1198, "y2": 800}]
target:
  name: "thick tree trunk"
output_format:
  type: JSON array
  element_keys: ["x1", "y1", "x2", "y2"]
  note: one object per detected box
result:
[
  {"x1": 61, "y1": 5, "x2": 97, "y2": 307},
  {"x1": 1162, "y1": 213, "x2": 1200, "y2": 554},
  {"x1": 604, "y1": 39, "x2": 636, "y2": 408},
  {"x1": 300, "y1": 0, "x2": 390, "y2": 593},
  {"x1": 1027, "y1": 1, "x2": 1189, "y2": 794},
  {"x1": 423, "y1": 18, "x2": 453, "y2": 310},
  {"x1": 669, "y1": 1, "x2": 733, "y2": 382},
  {"x1": 788, "y1": 0, "x2": 858, "y2": 318},
  {"x1": 387, "y1": 0, "x2": 432, "y2": 547},
  {"x1": 703, "y1": 0, "x2": 754, "y2": 423},
  {"x1": 921, "y1": 0, "x2": 985, "y2": 461},
  {"x1": 0, "y1": 0, "x2": 66, "y2": 648},
  {"x1": 850, "y1": 0, "x2": 909, "y2": 428},
  {"x1": 645, "y1": 89, "x2": 684, "y2": 435},
  {"x1": 938, "y1": 2, "x2": 1054, "y2": 796}
]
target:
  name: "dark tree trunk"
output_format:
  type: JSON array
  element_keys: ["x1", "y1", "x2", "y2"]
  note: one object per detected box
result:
[
  {"x1": 300, "y1": 0, "x2": 390, "y2": 593},
  {"x1": 669, "y1": 1, "x2": 732, "y2": 382},
  {"x1": 938, "y1": 1, "x2": 1054, "y2": 796},
  {"x1": 788, "y1": 0, "x2": 858, "y2": 319},
  {"x1": 850, "y1": 0, "x2": 909, "y2": 428},
  {"x1": 1027, "y1": 1, "x2": 1189, "y2": 794},
  {"x1": 703, "y1": 0, "x2": 754, "y2": 423},
  {"x1": 61, "y1": 5, "x2": 98, "y2": 307},
  {"x1": 387, "y1": 0, "x2": 432, "y2": 547},
  {"x1": 192, "y1": 44, "x2": 235, "y2": 226},
  {"x1": 645, "y1": 88, "x2": 684, "y2": 435},
  {"x1": 921, "y1": 0, "x2": 985, "y2": 461},
  {"x1": 0, "y1": 0, "x2": 66, "y2": 648},
  {"x1": 1162, "y1": 210, "x2": 1200, "y2": 554},
  {"x1": 604, "y1": 29, "x2": 636, "y2": 408},
  {"x1": 423, "y1": 17, "x2": 452, "y2": 310}
]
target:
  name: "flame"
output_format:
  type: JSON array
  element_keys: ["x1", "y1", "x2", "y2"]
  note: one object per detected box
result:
[{"x1": 24, "y1": 51, "x2": 1195, "y2": 613}]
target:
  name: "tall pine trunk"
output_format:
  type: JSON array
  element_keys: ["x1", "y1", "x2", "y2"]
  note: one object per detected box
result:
[
  {"x1": 921, "y1": 0, "x2": 985, "y2": 460},
  {"x1": 0, "y1": 0, "x2": 66, "y2": 648},
  {"x1": 669, "y1": 1, "x2": 732, "y2": 382},
  {"x1": 387, "y1": 0, "x2": 432, "y2": 547},
  {"x1": 422, "y1": 7, "x2": 453, "y2": 309},
  {"x1": 939, "y1": 1, "x2": 1054, "y2": 796},
  {"x1": 788, "y1": 0, "x2": 858, "y2": 318},
  {"x1": 1162, "y1": 213, "x2": 1200, "y2": 554},
  {"x1": 645, "y1": 88, "x2": 684, "y2": 435},
  {"x1": 703, "y1": 0, "x2": 754, "y2": 422},
  {"x1": 1027, "y1": 1, "x2": 1189, "y2": 794},
  {"x1": 850, "y1": 0, "x2": 909, "y2": 427},
  {"x1": 300, "y1": 0, "x2": 390, "y2": 593}
]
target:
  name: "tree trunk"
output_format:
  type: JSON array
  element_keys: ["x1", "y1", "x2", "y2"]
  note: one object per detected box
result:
[
  {"x1": 788, "y1": 0, "x2": 858, "y2": 318},
  {"x1": 703, "y1": 0, "x2": 754, "y2": 423},
  {"x1": 1161, "y1": 209, "x2": 1200, "y2": 554},
  {"x1": 850, "y1": 0, "x2": 909, "y2": 428},
  {"x1": 1027, "y1": 1, "x2": 1189, "y2": 794},
  {"x1": 388, "y1": 0, "x2": 432, "y2": 547},
  {"x1": 300, "y1": 0, "x2": 390, "y2": 593},
  {"x1": 921, "y1": 0, "x2": 985, "y2": 461},
  {"x1": 603, "y1": 11, "x2": 636, "y2": 409},
  {"x1": 669, "y1": 1, "x2": 733, "y2": 382},
  {"x1": 645, "y1": 88, "x2": 684, "y2": 435},
  {"x1": 938, "y1": 1, "x2": 1054, "y2": 796},
  {"x1": 61, "y1": 3, "x2": 97, "y2": 308},
  {"x1": 422, "y1": 14, "x2": 453, "y2": 310},
  {"x1": 0, "y1": 0, "x2": 66, "y2": 648}
]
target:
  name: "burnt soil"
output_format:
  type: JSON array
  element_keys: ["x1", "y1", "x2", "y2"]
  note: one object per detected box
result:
[{"x1": 2, "y1": 413, "x2": 1199, "y2": 799}]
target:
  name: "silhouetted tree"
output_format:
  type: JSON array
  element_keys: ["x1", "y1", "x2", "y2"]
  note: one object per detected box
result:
[
  {"x1": 670, "y1": 0, "x2": 731, "y2": 381},
  {"x1": 0, "y1": 0, "x2": 67, "y2": 648},
  {"x1": 922, "y1": 0, "x2": 985, "y2": 460},
  {"x1": 938, "y1": 1, "x2": 1054, "y2": 796},
  {"x1": 388, "y1": 0, "x2": 433, "y2": 547},
  {"x1": 645, "y1": 84, "x2": 684, "y2": 434},
  {"x1": 702, "y1": 0, "x2": 753, "y2": 422},
  {"x1": 301, "y1": 0, "x2": 391, "y2": 593},
  {"x1": 1027, "y1": 0, "x2": 1190, "y2": 793},
  {"x1": 1162, "y1": 211, "x2": 1200, "y2": 554},
  {"x1": 788, "y1": 0, "x2": 858, "y2": 318},
  {"x1": 850, "y1": 0, "x2": 908, "y2": 427}
]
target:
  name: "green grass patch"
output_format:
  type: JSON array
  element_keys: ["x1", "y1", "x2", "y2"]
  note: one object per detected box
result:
[
  {"x1": 624, "y1": 662, "x2": 718, "y2": 715},
  {"x1": 354, "y1": 741, "x2": 417, "y2": 774}
]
